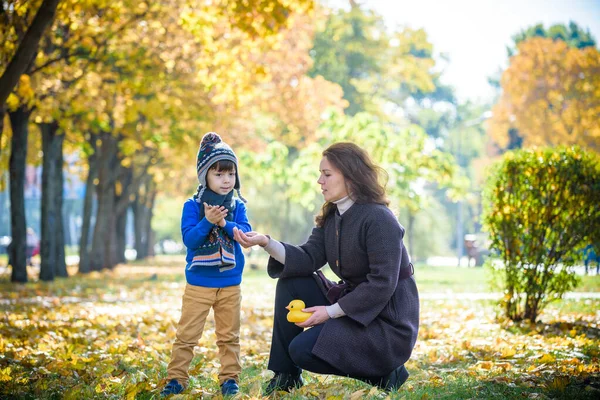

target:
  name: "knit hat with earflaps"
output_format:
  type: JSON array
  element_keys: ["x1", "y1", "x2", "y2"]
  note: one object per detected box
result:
[{"x1": 195, "y1": 132, "x2": 245, "y2": 202}]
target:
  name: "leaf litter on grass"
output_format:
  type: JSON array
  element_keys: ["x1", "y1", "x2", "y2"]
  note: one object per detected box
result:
[{"x1": 0, "y1": 265, "x2": 598, "y2": 399}]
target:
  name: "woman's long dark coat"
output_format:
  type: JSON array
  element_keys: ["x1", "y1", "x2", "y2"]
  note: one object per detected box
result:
[{"x1": 267, "y1": 203, "x2": 420, "y2": 377}]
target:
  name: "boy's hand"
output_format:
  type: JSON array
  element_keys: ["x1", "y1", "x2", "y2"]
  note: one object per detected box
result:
[{"x1": 204, "y1": 203, "x2": 228, "y2": 225}]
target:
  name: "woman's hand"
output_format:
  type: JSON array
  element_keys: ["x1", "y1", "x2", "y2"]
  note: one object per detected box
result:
[
  {"x1": 295, "y1": 306, "x2": 330, "y2": 328},
  {"x1": 233, "y1": 227, "x2": 269, "y2": 248},
  {"x1": 204, "y1": 203, "x2": 228, "y2": 225}
]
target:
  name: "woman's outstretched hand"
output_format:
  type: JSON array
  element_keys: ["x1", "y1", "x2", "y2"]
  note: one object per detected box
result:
[
  {"x1": 233, "y1": 227, "x2": 269, "y2": 248},
  {"x1": 295, "y1": 306, "x2": 330, "y2": 328}
]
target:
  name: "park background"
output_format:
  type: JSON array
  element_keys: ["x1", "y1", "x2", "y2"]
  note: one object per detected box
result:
[{"x1": 1, "y1": 0, "x2": 599, "y2": 399}]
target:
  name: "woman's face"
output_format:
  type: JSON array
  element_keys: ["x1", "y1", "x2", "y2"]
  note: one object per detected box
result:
[{"x1": 317, "y1": 156, "x2": 348, "y2": 202}]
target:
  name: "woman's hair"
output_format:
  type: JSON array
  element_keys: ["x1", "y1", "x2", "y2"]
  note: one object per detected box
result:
[
  {"x1": 209, "y1": 160, "x2": 236, "y2": 172},
  {"x1": 315, "y1": 142, "x2": 389, "y2": 227}
]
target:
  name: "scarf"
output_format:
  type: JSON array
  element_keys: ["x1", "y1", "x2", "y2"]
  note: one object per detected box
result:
[{"x1": 189, "y1": 187, "x2": 236, "y2": 272}]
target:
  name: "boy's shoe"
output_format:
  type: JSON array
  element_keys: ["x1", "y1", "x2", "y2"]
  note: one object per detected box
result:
[
  {"x1": 160, "y1": 379, "x2": 185, "y2": 397},
  {"x1": 263, "y1": 372, "x2": 304, "y2": 396},
  {"x1": 221, "y1": 379, "x2": 239, "y2": 396}
]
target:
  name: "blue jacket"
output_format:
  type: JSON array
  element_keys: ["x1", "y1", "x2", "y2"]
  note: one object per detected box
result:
[{"x1": 181, "y1": 197, "x2": 251, "y2": 288}]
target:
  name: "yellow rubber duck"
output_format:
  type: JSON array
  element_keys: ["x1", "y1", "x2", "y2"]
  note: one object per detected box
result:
[{"x1": 286, "y1": 299, "x2": 312, "y2": 323}]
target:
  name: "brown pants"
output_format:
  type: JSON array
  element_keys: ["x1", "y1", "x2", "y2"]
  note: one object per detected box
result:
[{"x1": 166, "y1": 284, "x2": 241, "y2": 386}]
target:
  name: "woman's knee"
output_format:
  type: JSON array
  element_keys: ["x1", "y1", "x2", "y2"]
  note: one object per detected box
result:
[
  {"x1": 276, "y1": 277, "x2": 310, "y2": 301},
  {"x1": 288, "y1": 336, "x2": 312, "y2": 369},
  {"x1": 276, "y1": 277, "x2": 294, "y2": 292},
  {"x1": 277, "y1": 276, "x2": 320, "y2": 296}
]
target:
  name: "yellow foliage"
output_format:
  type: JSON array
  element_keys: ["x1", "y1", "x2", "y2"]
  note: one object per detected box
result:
[
  {"x1": 539, "y1": 353, "x2": 556, "y2": 364},
  {"x1": 490, "y1": 37, "x2": 600, "y2": 152},
  {"x1": 500, "y1": 346, "x2": 517, "y2": 358},
  {"x1": 349, "y1": 389, "x2": 366, "y2": 400},
  {"x1": 0, "y1": 367, "x2": 11, "y2": 382},
  {"x1": 6, "y1": 93, "x2": 20, "y2": 112}
]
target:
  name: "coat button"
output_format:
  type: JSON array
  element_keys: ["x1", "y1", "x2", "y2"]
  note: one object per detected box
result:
[{"x1": 336, "y1": 260, "x2": 339, "y2": 267}]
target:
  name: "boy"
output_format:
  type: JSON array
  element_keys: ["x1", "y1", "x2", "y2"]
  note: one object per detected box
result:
[{"x1": 161, "y1": 132, "x2": 251, "y2": 396}]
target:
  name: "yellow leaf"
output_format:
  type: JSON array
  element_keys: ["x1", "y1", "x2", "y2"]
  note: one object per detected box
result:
[
  {"x1": 539, "y1": 353, "x2": 555, "y2": 363},
  {"x1": 477, "y1": 361, "x2": 494, "y2": 370},
  {"x1": 350, "y1": 389, "x2": 366, "y2": 400},
  {"x1": 0, "y1": 367, "x2": 11, "y2": 382},
  {"x1": 501, "y1": 347, "x2": 516, "y2": 358},
  {"x1": 495, "y1": 362, "x2": 512, "y2": 371},
  {"x1": 126, "y1": 382, "x2": 145, "y2": 400}
]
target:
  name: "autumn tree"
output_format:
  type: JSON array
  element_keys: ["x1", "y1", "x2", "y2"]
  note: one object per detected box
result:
[
  {"x1": 318, "y1": 111, "x2": 463, "y2": 255},
  {"x1": 0, "y1": 0, "x2": 60, "y2": 139},
  {"x1": 2, "y1": 0, "x2": 317, "y2": 278},
  {"x1": 240, "y1": 2, "x2": 458, "y2": 247},
  {"x1": 228, "y1": 11, "x2": 347, "y2": 242},
  {"x1": 482, "y1": 147, "x2": 600, "y2": 322},
  {"x1": 509, "y1": 21, "x2": 596, "y2": 56},
  {"x1": 308, "y1": 3, "x2": 442, "y2": 118},
  {"x1": 0, "y1": 0, "x2": 58, "y2": 282},
  {"x1": 490, "y1": 37, "x2": 600, "y2": 153},
  {"x1": 308, "y1": 5, "x2": 387, "y2": 115},
  {"x1": 489, "y1": 22, "x2": 598, "y2": 151},
  {"x1": 489, "y1": 21, "x2": 596, "y2": 91},
  {"x1": 242, "y1": 111, "x2": 463, "y2": 253},
  {"x1": 77, "y1": 0, "x2": 317, "y2": 270}
]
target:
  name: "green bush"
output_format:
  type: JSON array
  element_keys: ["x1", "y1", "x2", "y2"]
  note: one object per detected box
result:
[{"x1": 482, "y1": 146, "x2": 600, "y2": 322}]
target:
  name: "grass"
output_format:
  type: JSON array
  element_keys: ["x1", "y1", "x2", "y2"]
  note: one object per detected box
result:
[{"x1": 0, "y1": 256, "x2": 599, "y2": 399}]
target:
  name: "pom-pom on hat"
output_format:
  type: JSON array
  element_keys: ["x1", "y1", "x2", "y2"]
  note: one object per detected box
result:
[{"x1": 196, "y1": 132, "x2": 244, "y2": 201}]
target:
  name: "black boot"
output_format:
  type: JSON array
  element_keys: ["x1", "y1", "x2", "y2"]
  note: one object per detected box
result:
[
  {"x1": 264, "y1": 372, "x2": 304, "y2": 396},
  {"x1": 357, "y1": 365, "x2": 409, "y2": 392},
  {"x1": 378, "y1": 365, "x2": 409, "y2": 391}
]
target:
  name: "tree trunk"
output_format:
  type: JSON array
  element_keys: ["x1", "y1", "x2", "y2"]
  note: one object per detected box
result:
[
  {"x1": 106, "y1": 207, "x2": 119, "y2": 269},
  {"x1": 133, "y1": 194, "x2": 146, "y2": 259},
  {"x1": 0, "y1": 106, "x2": 5, "y2": 160},
  {"x1": 40, "y1": 122, "x2": 67, "y2": 279},
  {"x1": 525, "y1": 292, "x2": 541, "y2": 323},
  {"x1": 89, "y1": 132, "x2": 119, "y2": 271},
  {"x1": 133, "y1": 198, "x2": 146, "y2": 259},
  {"x1": 147, "y1": 215, "x2": 155, "y2": 257},
  {"x1": 78, "y1": 133, "x2": 98, "y2": 274},
  {"x1": 113, "y1": 165, "x2": 133, "y2": 265},
  {"x1": 134, "y1": 174, "x2": 155, "y2": 260},
  {"x1": 143, "y1": 183, "x2": 157, "y2": 258},
  {"x1": 39, "y1": 122, "x2": 59, "y2": 281},
  {"x1": 8, "y1": 107, "x2": 30, "y2": 283},
  {"x1": 54, "y1": 131, "x2": 67, "y2": 278},
  {"x1": 0, "y1": 0, "x2": 61, "y2": 105},
  {"x1": 115, "y1": 205, "x2": 127, "y2": 264}
]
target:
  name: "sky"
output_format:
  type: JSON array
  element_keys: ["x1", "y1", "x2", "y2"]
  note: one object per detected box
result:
[{"x1": 325, "y1": 0, "x2": 600, "y2": 103}]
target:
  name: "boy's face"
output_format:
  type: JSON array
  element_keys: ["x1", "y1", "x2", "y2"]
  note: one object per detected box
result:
[{"x1": 206, "y1": 167, "x2": 236, "y2": 195}]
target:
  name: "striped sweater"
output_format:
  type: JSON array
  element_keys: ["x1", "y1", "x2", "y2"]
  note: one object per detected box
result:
[{"x1": 181, "y1": 197, "x2": 251, "y2": 288}]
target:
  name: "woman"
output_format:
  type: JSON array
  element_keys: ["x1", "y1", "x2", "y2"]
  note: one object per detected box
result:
[{"x1": 233, "y1": 142, "x2": 419, "y2": 394}]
